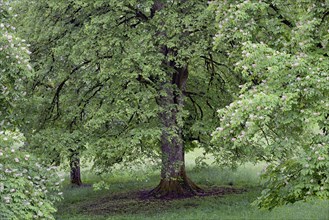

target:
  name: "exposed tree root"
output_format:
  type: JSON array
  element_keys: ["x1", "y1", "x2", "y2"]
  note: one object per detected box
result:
[{"x1": 147, "y1": 177, "x2": 204, "y2": 199}]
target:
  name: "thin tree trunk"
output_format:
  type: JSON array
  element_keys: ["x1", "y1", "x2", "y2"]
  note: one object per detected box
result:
[
  {"x1": 70, "y1": 151, "x2": 82, "y2": 186},
  {"x1": 149, "y1": 65, "x2": 203, "y2": 198}
]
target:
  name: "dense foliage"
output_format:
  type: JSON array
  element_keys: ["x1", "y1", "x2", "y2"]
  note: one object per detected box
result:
[
  {"x1": 0, "y1": 132, "x2": 62, "y2": 219},
  {"x1": 211, "y1": 0, "x2": 329, "y2": 209},
  {"x1": 0, "y1": 1, "x2": 30, "y2": 127},
  {"x1": 15, "y1": 0, "x2": 238, "y2": 178},
  {"x1": 2, "y1": 0, "x2": 327, "y2": 215},
  {"x1": 1, "y1": 1, "x2": 62, "y2": 218}
]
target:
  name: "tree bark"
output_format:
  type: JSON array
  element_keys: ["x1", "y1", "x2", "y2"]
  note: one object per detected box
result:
[
  {"x1": 146, "y1": 1, "x2": 202, "y2": 198},
  {"x1": 149, "y1": 65, "x2": 203, "y2": 198},
  {"x1": 70, "y1": 151, "x2": 82, "y2": 186}
]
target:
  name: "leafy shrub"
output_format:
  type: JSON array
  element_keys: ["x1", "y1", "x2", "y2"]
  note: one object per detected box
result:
[{"x1": 0, "y1": 131, "x2": 63, "y2": 219}]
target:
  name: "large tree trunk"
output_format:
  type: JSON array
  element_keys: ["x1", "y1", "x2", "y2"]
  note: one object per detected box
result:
[
  {"x1": 149, "y1": 65, "x2": 203, "y2": 198},
  {"x1": 148, "y1": 140, "x2": 203, "y2": 198},
  {"x1": 69, "y1": 151, "x2": 82, "y2": 186},
  {"x1": 146, "y1": 0, "x2": 201, "y2": 198}
]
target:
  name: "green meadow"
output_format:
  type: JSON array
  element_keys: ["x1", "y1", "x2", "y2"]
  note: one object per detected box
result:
[{"x1": 55, "y1": 150, "x2": 329, "y2": 220}]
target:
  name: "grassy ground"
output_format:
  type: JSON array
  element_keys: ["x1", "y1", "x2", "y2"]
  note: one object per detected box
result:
[{"x1": 55, "y1": 150, "x2": 329, "y2": 220}]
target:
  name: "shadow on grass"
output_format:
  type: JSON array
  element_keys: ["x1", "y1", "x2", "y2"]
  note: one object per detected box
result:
[
  {"x1": 73, "y1": 186, "x2": 246, "y2": 216},
  {"x1": 55, "y1": 164, "x2": 329, "y2": 220},
  {"x1": 56, "y1": 165, "x2": 252, "y2": 218}
]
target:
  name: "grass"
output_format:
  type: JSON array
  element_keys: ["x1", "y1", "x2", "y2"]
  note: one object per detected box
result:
[{"x1": 55, "y1": 150, "x2": 329, "y2": 220}]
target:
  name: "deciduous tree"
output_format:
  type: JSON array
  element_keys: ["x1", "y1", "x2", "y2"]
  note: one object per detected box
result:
[
  {"x1": 15, "y1": 0, "x2": 239, "y2": 196},
  {"x1": 0, "y1": 2, "x2": 62, "y2": 218},
  {"x1": 211, "y1": 0, "x2": 329, "y2": 209}
]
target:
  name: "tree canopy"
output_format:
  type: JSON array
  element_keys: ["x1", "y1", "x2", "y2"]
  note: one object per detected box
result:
[
  {"x1": 0, "y1": 1, "x2": 62, "y2": 218},
  {"x1": 15, "y1": 0, "x2": 241, "y2": 195},
  {"x1": 2, "y1": 0, "x2": 328, "y2": 215},
  {"x1": 211, "y1": 0, "x2": 329, "y2": 209}
]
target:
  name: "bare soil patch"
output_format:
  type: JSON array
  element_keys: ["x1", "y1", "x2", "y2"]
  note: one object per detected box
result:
[{"x1": 76, "y1": 186, "x2": 246, "y2": 216}]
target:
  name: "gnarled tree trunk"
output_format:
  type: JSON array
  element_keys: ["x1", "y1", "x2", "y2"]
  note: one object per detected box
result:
[
  {"x1": 148, "y1": 138, "x2": 203, "y2": 198},
  {"x1": 149, "y1": 65, "x2": 203, "y2": 198},
  {"x1": 70, "y1": 151, "x2": 82, "y2": 186}
]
